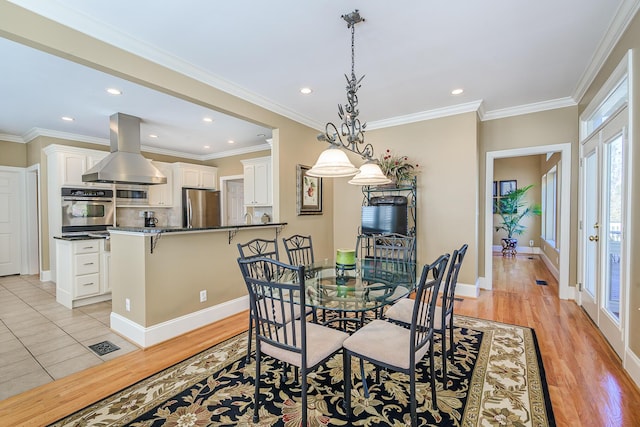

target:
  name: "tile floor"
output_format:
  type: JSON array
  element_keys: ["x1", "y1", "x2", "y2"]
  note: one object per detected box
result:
[{"x1": 0, "y1": 274, "x2": 138, "y2": 400}]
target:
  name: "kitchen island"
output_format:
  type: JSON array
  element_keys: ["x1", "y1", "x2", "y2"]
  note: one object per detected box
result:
[{"x1": 108, "y1": 223, "x2": 286, "y2": 347}]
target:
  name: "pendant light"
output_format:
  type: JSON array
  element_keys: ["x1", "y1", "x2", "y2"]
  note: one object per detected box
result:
[{"x1": 307, "y1": 9, "x2": 391, "y2": 186}]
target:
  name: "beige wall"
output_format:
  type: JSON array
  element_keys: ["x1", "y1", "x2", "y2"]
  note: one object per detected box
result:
[
  {"x1": 492, "y1": 155, "x2": 542, "y2": 247},
  {"x1": 479, "y1": 107, "x2": 578, "y2": 284},
  {"x1": 579, "y1": 11, "x2": 640, "y2": 357},
  {"x1": 333, "y1": 112, "x2": 479, "y2": 287},
  {"x1": 0, "y1": 140, "x2": 27, "y2": 167}
]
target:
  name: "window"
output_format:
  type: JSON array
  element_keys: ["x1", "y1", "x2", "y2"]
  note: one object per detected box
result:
[
  {"x1": 582, "y1": 77, "x2": 628, "y2": 139},
  {"x1": 541, "y1": 165, "x2": 558, "y2": 247}
]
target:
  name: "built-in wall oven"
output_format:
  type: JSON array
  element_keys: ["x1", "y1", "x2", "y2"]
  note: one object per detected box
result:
[{"x1": 61, "y1": 187, "x2": 114, "y2": 235}]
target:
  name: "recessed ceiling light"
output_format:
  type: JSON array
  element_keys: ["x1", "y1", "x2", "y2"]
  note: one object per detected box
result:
[
  {"x1": 451, "y1": 88, "x2": 464, "y2": 95},
  {"x1": 61, "y1": 116, "x2": 74, "y2": 122},
  {"x1": 203, "y1": 117, "x2": 213, "y2": 123},
  {"x1": 204, "y1": 145, "x2": 210, "y2": 149},
  {"x1": 300, "y1": 87, "x2": 313, "y2": 95},
  {"x1": 228, "y1": 140, "x2": 235, "y2": 144},
  {"x1": 149, "y1": 134, "x2": 158, "y2": 138},
  {"x1": 106, "y1": 88, "x2": 122, "y2": 95}
]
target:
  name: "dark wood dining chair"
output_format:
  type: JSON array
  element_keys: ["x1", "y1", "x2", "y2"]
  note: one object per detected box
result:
[
  {"x1": 237, "y1": 257, "x2": 349, "y2": 426},
  {"x1": 343, "y1": 254, "x2": 449, "y2": 427},
  {"x1": 282, "y1": 234, "x2": 315, "y2": 266},
  {"x1": 385, "y1": 243, "x2": 468, "y2": 387}
]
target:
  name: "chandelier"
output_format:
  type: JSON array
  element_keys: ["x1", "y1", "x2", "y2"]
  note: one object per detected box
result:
[{"x1": 306, "y1": 10, "x2": 391, "y2": 186}]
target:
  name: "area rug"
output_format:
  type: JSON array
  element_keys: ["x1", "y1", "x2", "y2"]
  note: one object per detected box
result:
[{"x1": 50, "y1": 315, "x2": 555, "y2": 426}]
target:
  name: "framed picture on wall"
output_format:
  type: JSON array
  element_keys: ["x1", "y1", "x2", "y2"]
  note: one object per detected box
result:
[
  {"x1": 296, "y1": 164, "x2": 323, "y2": 215},
  {"x1": 493, "y1": 181, "x2": 497, "y2": 197},
  {"x1": 499, "y1": 180, "x2": 517, "y2": 196}
]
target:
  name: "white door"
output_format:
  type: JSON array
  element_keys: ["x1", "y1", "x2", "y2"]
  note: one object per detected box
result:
[
  {"x1": 226, "y1": 179, "x2": 245, "y2": 225},
  {"x1": 579, "y1": 107, "x2": 627, "y2": 358},
  {"x1": 0, "y1": 170, "x2": 22, "y2": 276}
]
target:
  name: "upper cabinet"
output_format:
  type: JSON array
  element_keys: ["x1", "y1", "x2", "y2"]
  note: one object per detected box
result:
[
  {"x1": 148, "y1": 161, "x2": 173, "y2": 207},
  {"x1": 242, "y1": 156, "x2": 272, "y2": 206},
  {"x1": 173, "y1": 163, "x2": 218, "y2": 190},
  {"x1": 52, "y1": 148, "x2": 109, "y2": 188}
]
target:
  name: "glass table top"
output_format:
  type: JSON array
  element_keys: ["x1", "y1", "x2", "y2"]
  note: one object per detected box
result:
[{"x1": 295, "y1": 258, "x2": 417, "y2": 313}]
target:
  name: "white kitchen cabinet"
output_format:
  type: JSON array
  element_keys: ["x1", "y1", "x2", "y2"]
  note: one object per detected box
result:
[
  {"x1": 148, "y1": 161, "x2": 173, "y2": 206},
  {"x1": 55, "y1": 238, "x2": 111, "y2": 308},
  {"x1": 173, "y1": 163, "x2": 218, "y2": 189},
  {"x1": 57, "y1": 149, "x2": 109, "y2": 187},
  {"x1": 241, "y1": 156, "x2": 272, "y2": 206}
]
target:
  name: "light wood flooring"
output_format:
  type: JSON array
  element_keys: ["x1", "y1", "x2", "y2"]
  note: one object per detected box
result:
[{"x1": 1, "y1": 253, "x2": 639, "y2": 426}]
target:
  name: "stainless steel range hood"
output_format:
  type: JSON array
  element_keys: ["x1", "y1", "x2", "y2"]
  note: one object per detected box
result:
[{"x1": 82, "y1": 113, "x2": 167, "y2": 185}]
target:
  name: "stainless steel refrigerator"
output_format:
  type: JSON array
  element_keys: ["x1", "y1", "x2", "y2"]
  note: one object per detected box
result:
[{"x1": 182, "y1": 187, "x2": 221, "y2": 228}]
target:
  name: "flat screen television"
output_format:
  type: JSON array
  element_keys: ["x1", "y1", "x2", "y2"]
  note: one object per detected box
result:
[{"x1": 361, "y1": 205, "x2": 408, "y2": 235}]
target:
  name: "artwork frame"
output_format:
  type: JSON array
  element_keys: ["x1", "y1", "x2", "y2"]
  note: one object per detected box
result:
[
  {"x1": 493, "y1": 181, "x2": 498, "y2": 197},
  {"x1": 499, "y1": 180, "x2": 517, "y2": 196},
  {"x1": 296, "y1": 164, "x2": 322, "y2": 215}
]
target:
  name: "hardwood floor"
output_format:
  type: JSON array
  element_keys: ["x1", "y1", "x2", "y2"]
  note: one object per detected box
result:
[{"x1": 1, "y1": 254, "x2": 639, "y2": 426}]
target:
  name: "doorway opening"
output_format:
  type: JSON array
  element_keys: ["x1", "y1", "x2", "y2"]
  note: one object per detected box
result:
[{"x1": 484, "y1": 143, "x2": 572, "y2": 299}]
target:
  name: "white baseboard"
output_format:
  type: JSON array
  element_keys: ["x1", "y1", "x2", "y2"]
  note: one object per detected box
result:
[
  {"x1": 625, "y1": 348, "x2": 640, "y2": 390},
  {"x1": 538, "y1": 250, "x2": 560, "y2": 281},
  {"x1": 455, "y1": 282, "x2": 479, "y2": 298},
  {"x1": 41, "y1": 270, "x2": 52, "y2": 282},
  {"x1": 110, "y1": 296, "x2": 249, "y2": 348},
  {"x1": 477, "y1": 276, "x2": 490, "y2": 290}
]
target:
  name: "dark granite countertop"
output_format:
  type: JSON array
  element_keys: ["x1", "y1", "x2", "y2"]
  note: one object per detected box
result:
[
  {"x1": 54, "y1": 235, "x2": 108, "y2": 241},
  {"x1": 108, "y1": 222, "x2": 287, "y2": 234}
]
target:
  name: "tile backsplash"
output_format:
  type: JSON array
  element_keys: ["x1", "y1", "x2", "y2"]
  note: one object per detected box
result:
[{"x1": 116, "y1": 207, "x2": 179, "y2": 228}]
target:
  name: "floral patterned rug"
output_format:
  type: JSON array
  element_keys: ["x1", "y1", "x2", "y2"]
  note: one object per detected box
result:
[{"x1": 49, "y1": 316, "x2": 555, "y2": 426}]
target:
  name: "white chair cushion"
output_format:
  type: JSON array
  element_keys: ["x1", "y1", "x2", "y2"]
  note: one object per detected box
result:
[
  {"x1": 261, "y1": 321, "x2": 349, "y2": 368},
  {"x1": 385, "y1": 299, "x2": 450, "y2": 330},
  {"x1": 342, "y1": 319, "x2": 430, "y2": 370}
]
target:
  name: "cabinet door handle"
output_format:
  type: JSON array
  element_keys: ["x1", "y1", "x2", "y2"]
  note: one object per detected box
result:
[
  {"x1": 83, "y1": 262, "x2": 94, "y2": 265},
  {"x1": 83, "y1": 282, "x2": 94, "y2": 286},
  {"x1": 83, "y1": 246, "x2": 93, "y2": 249}
]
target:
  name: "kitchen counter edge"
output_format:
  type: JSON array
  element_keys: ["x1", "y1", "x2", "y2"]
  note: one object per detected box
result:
[{"x1": 108, "y1": 222, "x2": 288, "y2": 235}]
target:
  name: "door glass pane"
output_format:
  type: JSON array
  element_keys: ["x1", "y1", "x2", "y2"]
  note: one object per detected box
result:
[
  {"x1": 584, "y1": 151, "x2": 597, "y2": 297},
  {"x1": 604, "y1": 135, "x2": 622, "y2": 320}
]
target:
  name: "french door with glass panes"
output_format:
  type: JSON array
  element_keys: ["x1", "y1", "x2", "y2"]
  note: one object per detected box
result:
[{"x1": 579, "y1": 107, "x2": 627, "y2": 358}]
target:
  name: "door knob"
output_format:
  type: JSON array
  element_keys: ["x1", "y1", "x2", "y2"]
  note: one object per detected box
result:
[{"x1": 588, "y1": 235, "x2": 599, "y2": 242}]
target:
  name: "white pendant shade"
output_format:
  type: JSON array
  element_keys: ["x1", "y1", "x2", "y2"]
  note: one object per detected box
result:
[
  {"x1": 306, "y1": 147, "x2": 360, "y2": 177},
  {"x1": 348, "y1": 161, "x2": 392, "y2": 185}
]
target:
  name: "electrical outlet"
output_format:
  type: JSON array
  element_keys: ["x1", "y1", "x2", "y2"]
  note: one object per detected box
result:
[
  {"x1": 529, "y1": 240, "x2": 534, "y2": 247},
  {"x1": 125, "y1": 298, "x2": 131, "y2": 311},
  {"x1": 199, "y1": 290, "x2": 207, "y2": 302}
]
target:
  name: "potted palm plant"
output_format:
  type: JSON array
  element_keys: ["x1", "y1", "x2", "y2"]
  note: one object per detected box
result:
[{"x1": 495, "y1": 184, "x2": 541, "y2": 255}]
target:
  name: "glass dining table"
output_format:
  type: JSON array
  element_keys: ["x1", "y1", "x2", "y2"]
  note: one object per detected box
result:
[{"x1": 294, "y1": 258, "x2": 417, "y2": 329}]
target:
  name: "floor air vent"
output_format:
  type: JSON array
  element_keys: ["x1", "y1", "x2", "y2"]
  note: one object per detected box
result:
[{"x1": 89, "y1": 340, "x2": 121, "y2": 356}]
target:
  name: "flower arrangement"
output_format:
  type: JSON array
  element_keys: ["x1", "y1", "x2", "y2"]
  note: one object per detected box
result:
[{"x1": 378, "y1": 149, "x2": 419, "y2": 184}]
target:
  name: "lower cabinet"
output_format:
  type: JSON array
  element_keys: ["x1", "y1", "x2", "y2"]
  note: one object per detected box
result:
[{"x1": 55, "y1": 238, "x2": 111, "y2": 308}]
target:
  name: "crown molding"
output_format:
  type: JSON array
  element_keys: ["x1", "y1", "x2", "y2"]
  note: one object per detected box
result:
[
  {"x1": 203, "y1": 143, "x2": 273, "y2": 160},
  {"x1": 0, "y1": 133, "x2": 26, "y2": 143},
  {"x1": 481, "y1": 97, "x2": 577, "y2": 121},
  {"x1": 367, "y1": 100, "x2": 484, "y2": 130},
  {"x1": 9, "y1": 127, "x2": 269, "y2": 161},
  {"x1": 23, "y1": 127, "x2": 108, "y2": 145},
  {"x1": 572, "y1": 0, "x2": 640, "y2": 103}
]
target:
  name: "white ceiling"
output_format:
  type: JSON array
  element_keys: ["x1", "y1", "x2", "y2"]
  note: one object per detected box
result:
[{"x1": 1, "y1": 0, "x2": 637, "y2": 159}]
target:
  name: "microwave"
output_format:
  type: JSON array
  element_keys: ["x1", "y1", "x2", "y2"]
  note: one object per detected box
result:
[{"x1": 116, "y1": 185, "x2": 148, "y2": 205}]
